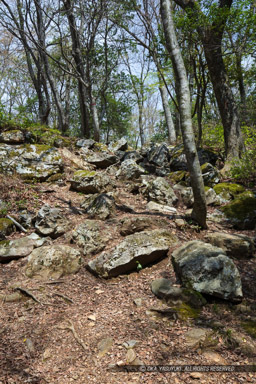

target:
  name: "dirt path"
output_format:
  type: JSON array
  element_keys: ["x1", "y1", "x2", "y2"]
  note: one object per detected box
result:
[{"x1": 0, "y1": 180, "x2": 256, "y2": 384}]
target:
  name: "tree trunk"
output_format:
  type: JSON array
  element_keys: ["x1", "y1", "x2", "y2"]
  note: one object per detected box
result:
[
  {"x1": 160, "y1": 0, "x2": 207, "y2": 228},
  {"x1": 62, "y1": 0, "x2": 90, "y2": 138},
  {"x1": 202, "y1": 33, "x2": 244, "y2": 161},
  {"x1": 138, "y1": 100, "x2": 145, "y2": 147},
  {"x1": 173, "y1": 0, "x2": 244, "y2": 161},
  {"x1": 159, "y1": 84, "x2": 176, "y2": 143}
]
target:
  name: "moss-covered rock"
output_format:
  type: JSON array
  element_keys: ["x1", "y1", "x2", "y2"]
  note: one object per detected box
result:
[
  {"x1": 0, "y1": 129, "x2": 25, "y2": 144},
  {"x1": 220, "y1": 192, "x2": 256, "y2": 229},
  {"x1": 0, "y1": 218, "x2": 15, "y2": 239},
  {"x1": 70, "y1": 170, "x2": 113, "y2": 194},
  {"x1": 0, "y1": 144, "x2": 63, "y2": 181},
  {"x1": 168, "y1": 170, "x2": 188, "y2": 184},
  {"x1": 213, "y1": 183, "x2": 245, "y2": 200}
]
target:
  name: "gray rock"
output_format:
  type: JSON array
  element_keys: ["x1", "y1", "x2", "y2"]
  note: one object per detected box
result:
[
  {"x1": 147, "y1": 143, "x2": 170, "y2": 167},
  {"x1": 86, "y1": 152, "x2": 118, "y2": 169},
  {"x1": 34, "y1": 204, "x2": 69, "y2": 239},
  {"x1": 0, "y1": 233, "x2": 49, "y2": 262},
  {"x1": 70, "y1": 170, "x2": 113, "y2": 194},
  {"x1": 0, "y1": 130, "x2": 25, "y2": 144},
  {"x1": 87, "y1": 229, "x2": 178, "y2": 278},
  {"x1": 174, "y1": 185, "x2": 219, "y2": 207},
  {"x1": 0, "y1": 144, "x2": 63, "y2": 181},
  {"x1": 71, "y1": 219, "x2": 111, "y2": 255},
  {"x1": 76, "y1": 139, "x2": 95, "y2": 149},
  {"x1": 82, "y1": 193, "x2": 116, "y2": 220},
  {"x1": 141, "y1": 176, "x2": 178, "y2": 206},
  {"x1": 146, "y1": 201, "x2": 177, "y2": 214},
  {"x1": 116, "y1": 159, "x2": 147, "y2": 180},
  {"x1": 151, "y1": 278, "x2": 206, "y2": 308},
  {"x1": 122, "y1": 151, "x2": 143, "y2": 163},
  {"x1": 25, "y1": 245, "x2": 82, "y2": 279},
  {"x1": 201, "y1": 163, "x2": 220, "y2": 187},
  {"x1": 119, "y1": 216, "x2": 156, "y2": 236},
  {"x1": 205, "y1": 232, "x2": 255, "y2": 259},
  {"x1": 151, "y1": 278, "x2": 183, "y2": 300},
  {"x1": 108, "y1": 138, "x2": 128, "y2": 152},
  {"x1": 18, "y1": 210, "x2": 34, "y2": 229},
  {"x1": 172, "y1": 240, "x2": 243, "y2": 301}
]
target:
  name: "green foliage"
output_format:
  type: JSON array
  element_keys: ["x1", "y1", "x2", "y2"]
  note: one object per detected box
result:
[
  {"x1": 136, "y1": 261, "x2": 143, "y2": 271},
  {"x1": 230, "y1": 126, "x2": 256, "y2": 185},
  {"x1": 202, "y1": 123, "x2": 225, "y2": 155}
]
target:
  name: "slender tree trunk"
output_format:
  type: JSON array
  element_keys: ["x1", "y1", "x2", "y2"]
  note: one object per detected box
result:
[
  {"x1": 159, "y1": 84, "x2": 176, "y2": 143},
  {"x1": 90, "y1": 94, "x2": 100, "y2": 142},
  {"x1": 62, "y1": 0, "x2": 90, "y2": 138},
  {"x1": 138, "y1": 100, "x2": 145, "y2": 147},
  {"x1": 160, "y1": 0, "x2": 207, "y2": 228}
]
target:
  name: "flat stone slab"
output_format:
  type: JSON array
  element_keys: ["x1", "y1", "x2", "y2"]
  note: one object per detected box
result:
[{"x1": 0, "y1": 233, "x2": 49, "y2": 262}]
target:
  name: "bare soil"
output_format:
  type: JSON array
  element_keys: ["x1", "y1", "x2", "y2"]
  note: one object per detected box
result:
[{"x1": 0, "y1": 174, "x2": 256, "y2": 384}]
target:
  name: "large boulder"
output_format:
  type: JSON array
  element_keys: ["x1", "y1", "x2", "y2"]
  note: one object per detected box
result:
[
  {"x1": 146, "y1": 144, "x2": 170, "y2": 167},
  {"x1": 220, "y1": 191, "x2": 256, "y2": 230},
  {"x1": 34, "y1": 204, "x2": 69, "y2": 239},
  {"x1": 0, "y1": 144, "x2": 63, "y2": 181},
  {"x1": 25, "y1": 245, "x2": 82, "y2": 279},
  {"x1": 116, "y1": 159, "x2": 147, "y2": 180},
  {"x1": 71, "y1": 220, "x2": 111, "y2": 255},
  {"x1": 205, "y1": 232, "x2": 255, "y2": 259},
  {"x1": 70, "y1": 170, "x2": 114, "y2": 194},
  {"x1": 81, "y1": 193, "x2": 116, "y2": 220},
  {"x1": 141, "y1": 176, "x2": 178, "y2": 206},
  {"x1": 87, "y1": 229, "x2": 178, "y2": 278},
  {"x1": 172, "y1": 240, "x2": 243, "y2": 301},
  {"x1": 60, "y1": 147, "x2": 95, "y2": 171},
  {"x1": 0, "y1": 233, "x2": 49, "y2": 262}
]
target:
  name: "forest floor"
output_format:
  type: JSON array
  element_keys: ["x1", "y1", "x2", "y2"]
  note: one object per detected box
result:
[{"x1": 0, "y1": 173, "x2": 256, "y2": 384}]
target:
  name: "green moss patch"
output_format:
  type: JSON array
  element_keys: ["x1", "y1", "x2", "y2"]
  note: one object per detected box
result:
[
  {"x1": 173, "y1": 302, "x2": 201, "y2": 321},
  {"x1": 220, "y1": 192, "x2": 256, "y2": 229},
  {"x1": 73, "y1": 170, "x2": 96, "y2": 179},
  {"x1": 213, "y1": 183, "x2": 245, "y2": 198}
]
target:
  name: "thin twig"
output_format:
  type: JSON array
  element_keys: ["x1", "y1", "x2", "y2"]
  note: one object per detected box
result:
[{"x1": 53, "y1": 292, "x2": 74, "y2": 303}]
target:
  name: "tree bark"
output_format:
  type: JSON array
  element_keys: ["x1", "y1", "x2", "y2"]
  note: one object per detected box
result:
[
  {"x1": 202, "y1": 32, "x2": 244, "y2": 160},
  {"x1": 62, "y1": 0, "x2": 90, "y2": 138},
  {"x1": 160, "y1": 0, "x2": 207, "y2": 228}
]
